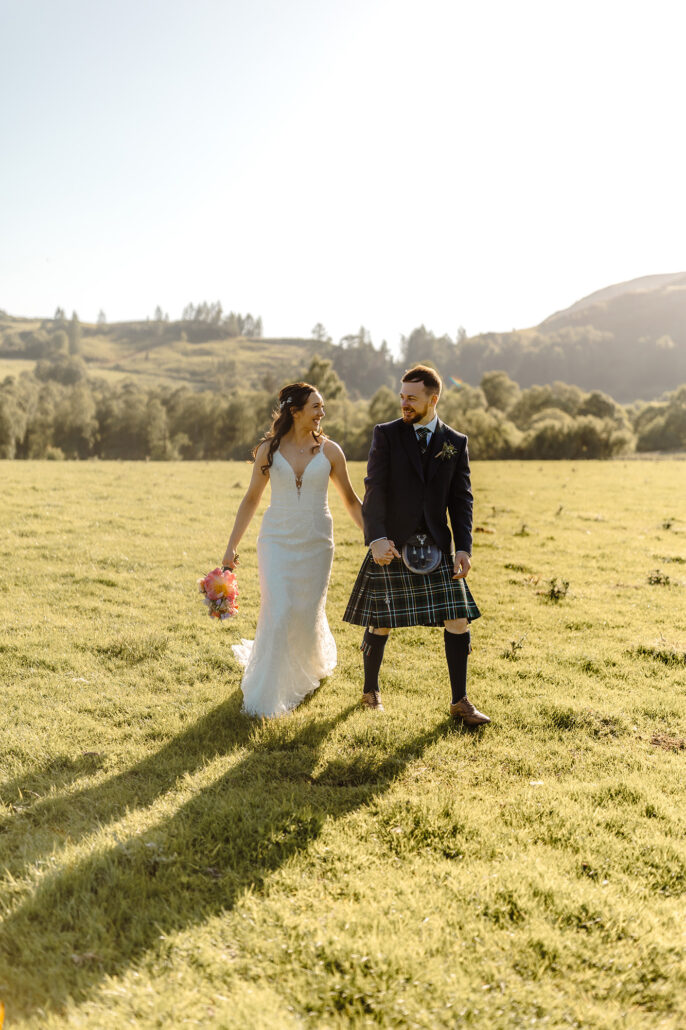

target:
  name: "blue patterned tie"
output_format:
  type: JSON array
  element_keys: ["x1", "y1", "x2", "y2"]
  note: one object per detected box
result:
[{"x1": 416, "y1": 426, "x2": 430, "y2": 454}]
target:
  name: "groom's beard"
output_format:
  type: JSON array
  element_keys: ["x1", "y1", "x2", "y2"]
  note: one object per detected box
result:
[{"x1": 402, "y1": 407, "x2": 428, "y2": 424}]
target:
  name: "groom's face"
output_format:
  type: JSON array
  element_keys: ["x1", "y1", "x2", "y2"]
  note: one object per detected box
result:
[{"x1": 400, "y1": 380, "x2": 434, "y2": 423}]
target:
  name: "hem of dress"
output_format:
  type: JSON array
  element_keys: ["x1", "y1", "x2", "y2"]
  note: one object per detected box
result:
[{"x1": 240, "y1": 661, "x2": 337, "y2": 718}]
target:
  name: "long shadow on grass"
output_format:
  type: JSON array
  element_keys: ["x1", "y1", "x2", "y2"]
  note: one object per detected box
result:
[
  {"x1": 0, "y1": 706, "x2": 479, "y2": 1020},
  {"x1": 0, "y1": 691, "x2": 251, "y2": 880}
]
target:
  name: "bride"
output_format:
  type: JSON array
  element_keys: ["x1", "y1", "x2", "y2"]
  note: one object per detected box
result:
[{"x1": 221, "y1": 382, "x2": 363, "y2": 717}]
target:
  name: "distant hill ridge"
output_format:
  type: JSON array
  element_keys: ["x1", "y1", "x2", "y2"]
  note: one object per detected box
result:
[
  {"x1": 456, "y1": 271, "x2": 686, "y2": 400},
  {"x1": 2, "y1": 271, "x2": 686, "y2": 401},
  {"x1": 541, "y1": 271, "x2": 686, "y2": 326}
]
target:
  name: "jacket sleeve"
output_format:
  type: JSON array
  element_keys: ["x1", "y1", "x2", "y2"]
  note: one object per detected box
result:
[
  {"x1": 447, "y1": 436, "x2": 473, "y2": 555},
  {"x1": 362, "y1": 424, "x2": 391, "y2": 546}
]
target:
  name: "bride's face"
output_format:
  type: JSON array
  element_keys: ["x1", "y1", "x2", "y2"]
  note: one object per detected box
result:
[{"x1": 293, "y1": 391, "x2": 325, "y2": 434}]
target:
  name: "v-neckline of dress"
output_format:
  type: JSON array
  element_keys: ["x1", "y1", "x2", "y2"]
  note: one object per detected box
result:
[{"x1": 276, "y1": 447, "x2": 323, "y2": 492}]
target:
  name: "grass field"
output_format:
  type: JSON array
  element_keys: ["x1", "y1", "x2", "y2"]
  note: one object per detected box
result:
[{"x1": 0, "y1": 460, "x2": 685, "y2": 1029}]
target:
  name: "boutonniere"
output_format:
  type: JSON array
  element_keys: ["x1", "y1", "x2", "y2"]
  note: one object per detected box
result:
[{"x1": 435, "y1": 441, "x2": 457, "y2": 461}]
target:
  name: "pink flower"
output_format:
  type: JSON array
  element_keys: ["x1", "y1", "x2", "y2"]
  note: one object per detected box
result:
[
  {"x1": 201, "y1": 568, "x2": 228, "y2": 601},
  {"x1": 198, "y1": 567, "x2": 238, "y2": 619}
]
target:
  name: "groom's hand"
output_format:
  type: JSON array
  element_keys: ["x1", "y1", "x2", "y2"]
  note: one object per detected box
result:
[
  {"x1": 371, "y1": 538, "x2": 400, "y2": 565},
  {"x1": 453, "y1": 551, "x2": 471, "y2": 579}
]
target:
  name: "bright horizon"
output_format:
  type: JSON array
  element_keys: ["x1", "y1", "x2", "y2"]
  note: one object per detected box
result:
[{"x1": 2, "y1": 0, "x2": 685, "y2": 351}]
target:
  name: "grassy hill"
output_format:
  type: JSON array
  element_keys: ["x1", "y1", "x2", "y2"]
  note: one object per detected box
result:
[
  {"x1": 0, "y1": 313, "x2": 319, "y2": 393},
  {"x1": 541, "y1": 271, "x2": 686, "y2": 325},
  {"x1": 540, "y1": 272, "x2": 686, "y2": 343},
  {"x1": 3, "y1": 271, "x2": 686, "y2": 402}
]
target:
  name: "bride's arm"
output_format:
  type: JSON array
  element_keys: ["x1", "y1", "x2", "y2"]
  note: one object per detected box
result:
[
  {"x1": 324, "y1": 440, "x2": 364, "y2": 532},
  {"x1": 221, "y1": 443, "x2": 270, "y2": 567}
]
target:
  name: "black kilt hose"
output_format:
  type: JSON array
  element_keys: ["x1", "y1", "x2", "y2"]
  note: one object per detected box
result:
[{"x1": 343, "y1": 551, "x2": 481, "y2": 628}]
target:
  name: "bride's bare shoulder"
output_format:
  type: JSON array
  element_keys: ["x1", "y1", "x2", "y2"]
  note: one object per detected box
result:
[
  {"x1": 321, "y1": 439, "x2": 345, "y2": 462},
  {"x1": 253, "y1": 439, "x2": 272, "y2": 467}
]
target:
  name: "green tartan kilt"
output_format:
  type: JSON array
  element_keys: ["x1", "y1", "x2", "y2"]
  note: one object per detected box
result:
[{"x1": 343, "y1": 551, "x2": 482, "y2": 628}]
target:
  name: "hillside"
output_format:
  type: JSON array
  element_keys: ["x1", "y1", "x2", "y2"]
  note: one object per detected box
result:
[
  {"x1": 541, "y1": 271, "x2": 686, "y2": 326},
  {"x1": 454, "y1": 273, "x2": 686, "y2": 401},
  {"x1": 0, "y1": 314, "x2": 318, "y2": 392},
  {"x1": 2, "y1": 271, "x2": 686, "y2": 402}
]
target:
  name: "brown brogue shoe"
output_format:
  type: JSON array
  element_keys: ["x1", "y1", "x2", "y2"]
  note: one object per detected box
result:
[
  {"x1": 361, "y1": 691, "x2": 384, "y2": 711},
  {"x1": 450, "y1": 697, "x2": 490, "y2": 725}
]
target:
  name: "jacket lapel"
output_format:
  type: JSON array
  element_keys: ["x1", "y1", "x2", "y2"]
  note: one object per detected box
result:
[
  {"x1": 400, "y1": 421, "x2": 424, "y2": 481},
  {"x1": 425, "y1": 419, "x2": 446, "y2": 484}
]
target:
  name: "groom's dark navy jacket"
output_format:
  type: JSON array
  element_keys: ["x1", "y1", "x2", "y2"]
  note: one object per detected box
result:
[{"x1": 362, "y1": 417, "x2": 473, "y2": 556}]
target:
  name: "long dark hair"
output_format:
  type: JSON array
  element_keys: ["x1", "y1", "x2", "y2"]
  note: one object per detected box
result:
[{"x1": 253, "y1": 382, "x2": 325, "y2": 473}]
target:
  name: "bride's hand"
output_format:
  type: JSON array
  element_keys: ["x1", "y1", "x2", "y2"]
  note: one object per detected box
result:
[{"x1": 221, "y1": 547, "x2": 240, "y2": 570}]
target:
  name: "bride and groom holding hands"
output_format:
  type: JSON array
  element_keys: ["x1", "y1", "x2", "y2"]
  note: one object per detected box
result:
[{"x1": 221, "y1": 364, "x2": 490, "y2": 726}]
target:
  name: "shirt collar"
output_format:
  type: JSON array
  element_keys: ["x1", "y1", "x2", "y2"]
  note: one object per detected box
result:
[{"x1": 415, "y1": 414, "x2": 438, "y2": 435}]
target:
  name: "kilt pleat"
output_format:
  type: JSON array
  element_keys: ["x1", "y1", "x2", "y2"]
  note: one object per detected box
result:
[{"x1": 343, "y1": 551, "x2": 481, "y2": 628}]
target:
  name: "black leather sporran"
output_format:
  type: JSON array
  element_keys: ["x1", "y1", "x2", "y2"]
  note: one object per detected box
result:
[{"x1": 401, "y1": 532, "x2": 442, "y2": 575}]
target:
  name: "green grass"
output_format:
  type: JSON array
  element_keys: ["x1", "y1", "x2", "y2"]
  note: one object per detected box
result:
[{"x1": 0, "y1": 460, "x2": 685, "y2": 1028}]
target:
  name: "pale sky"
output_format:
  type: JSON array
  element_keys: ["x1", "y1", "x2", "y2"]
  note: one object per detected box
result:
[{"x1": 2, "y1": 0, "x2": 685, "y2": 351}]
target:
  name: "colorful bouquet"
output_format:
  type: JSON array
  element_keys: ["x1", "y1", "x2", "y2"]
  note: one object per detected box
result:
[{"x1": 197, "y1": 567, "x2": 239, "y2": 620}]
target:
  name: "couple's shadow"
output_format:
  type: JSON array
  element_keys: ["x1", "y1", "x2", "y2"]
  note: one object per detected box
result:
[{"x1": 0, "y1": 691, "x2": 476, "y2": 1020}]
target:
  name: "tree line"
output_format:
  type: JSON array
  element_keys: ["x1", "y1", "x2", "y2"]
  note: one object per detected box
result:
[
  {"x1": 1, "y1": 354, "x2": 685, "y2": 461},
  {"x1": 2, "y1": 312, "x2": 684, "y2": 403},
  {"x1": 317, "y1": 322, "x2": 686, "y2": 404}
]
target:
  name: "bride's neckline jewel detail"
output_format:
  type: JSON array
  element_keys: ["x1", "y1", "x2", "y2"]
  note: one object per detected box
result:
[{"x1": 276, "y1": 447, "x2": 323, "y2": 496}]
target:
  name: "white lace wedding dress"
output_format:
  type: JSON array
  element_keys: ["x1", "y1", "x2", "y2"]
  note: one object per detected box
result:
[{"x1": 232, "y1": 448, "x2": 337, "y2": 716}]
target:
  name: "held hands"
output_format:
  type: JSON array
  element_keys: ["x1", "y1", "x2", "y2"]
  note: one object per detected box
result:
[
  {"x1": 453, "y1": 550, "x2": 471, "y2": 580},
  {"x1": 371, "y1": 538, "x2": 400, "y2": 566}
]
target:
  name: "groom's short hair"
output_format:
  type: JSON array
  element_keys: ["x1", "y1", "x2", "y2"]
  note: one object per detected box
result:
[{"x1": 402, "y1": 364, "x2": 442, "y2": 399}]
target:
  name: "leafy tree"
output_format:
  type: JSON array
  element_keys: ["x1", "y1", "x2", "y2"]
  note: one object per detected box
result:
[
  {"x1": 480, "y1": 370, "x2": 520, "y2": 413},
  {"x1": 457, "y1": 408, "x2": 521, "y2": 459},
  {"x1": 578, "y1": 390, "x2": 621, "y2": 420},
  {"x1": 520, "y1": 414, "x2": 632, "y2": 459},
  {"x1": 68, "y1": 312, "x2": 82, "y2": 355},
  {"x1": 0, "y1": 393, "x2": 21, "y2": 458},
  {"x1": 35, "y1": 355, "x2": 87, "y2": 386},
  {"x1": 368, "y1": 386, "x2": 398, "y2": 426},
  {"x1": 329, "y1": 334, "x2": 396, "y2": 398},
  {"x1": 509, "y1": 382, "x2": 584, "y2": 429},
  {"x1": 50, "y1": 330, "x2": 69, "y2": 356},
  {"x1": 223, "y1": 312, "x2": 240, "y2": 337},
  {"x1": 25, "y1": 381, "x2": 61, "y2": 457},
  {"x1": 401, "y1": 326, "x2": 457, "y2": 380},
  {"x1": 303, "y1": 355, "x2": 345, "y2": 401},
  {"x1": 312, "y1": 323, "x2": 331, "y2": 343},
  {"x1": 633, "y1": 385, "x2": 686, "y2": 451},
  {"x1": 439, "y1": 385, "x2": 487, "y2": 429},
  {"x1": 53, "y1": 382, "x2": 98, "y2": 458},
  {"x1": 144, "y1": 398, "x2": 170, "y2": 459}
]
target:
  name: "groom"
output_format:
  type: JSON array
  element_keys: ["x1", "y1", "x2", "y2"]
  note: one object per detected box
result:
[{"x1": 343, "y1": 364, "x2": 490, "y2": 725}]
